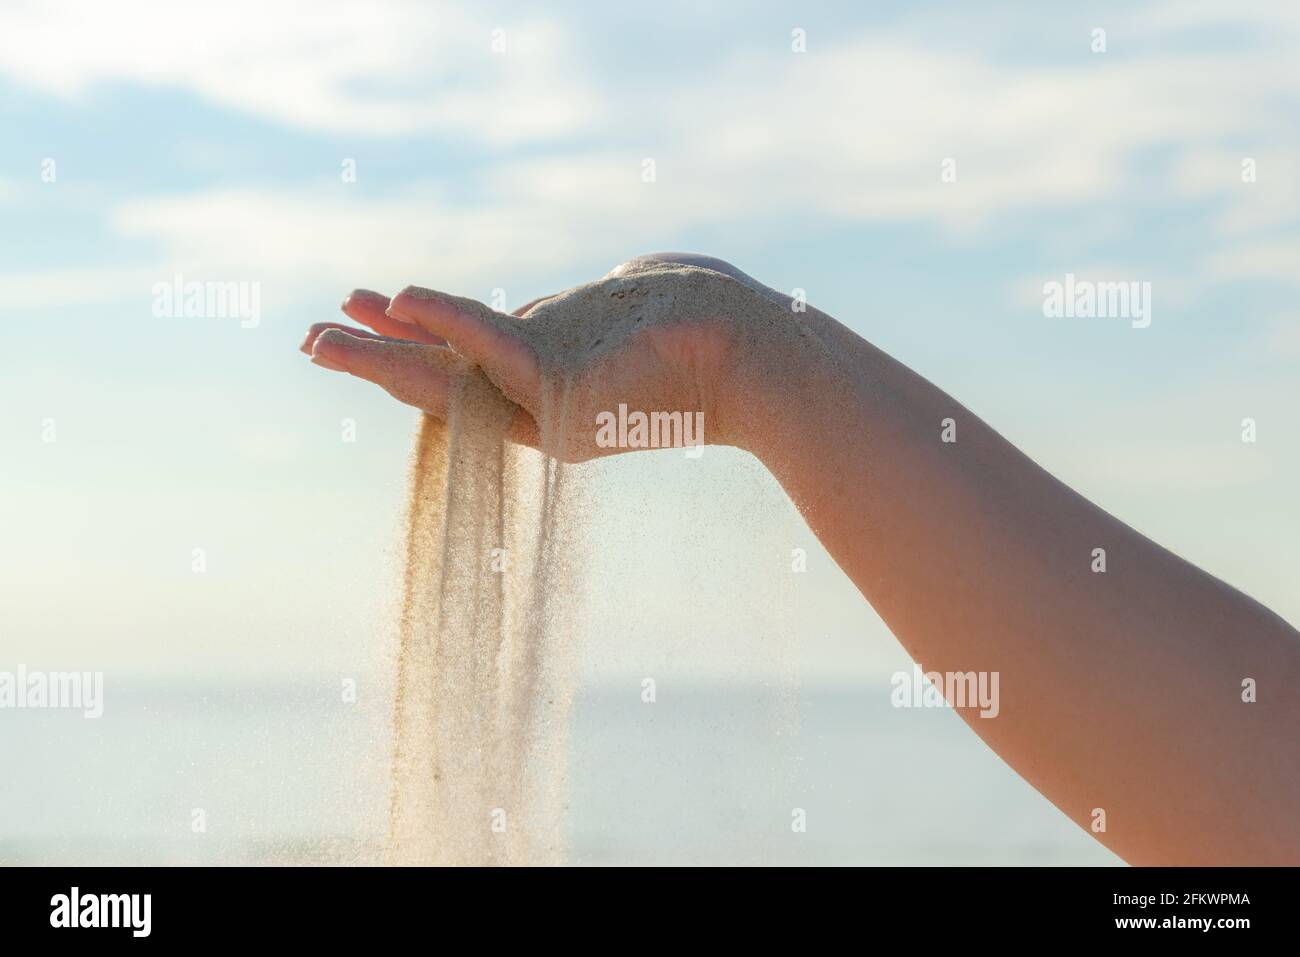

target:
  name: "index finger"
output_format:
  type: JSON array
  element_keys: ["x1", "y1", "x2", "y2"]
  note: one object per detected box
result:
[{"x1": 386, "y1": 286, "x2": 540, "y2": 400}]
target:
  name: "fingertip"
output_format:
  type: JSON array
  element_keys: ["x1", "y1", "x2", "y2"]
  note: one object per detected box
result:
[
  {"x1": 303, "y1": 322, "x2": 341, "y2": 355},
  {"x1": 312, "y1": 327, "x2": 354, "y2": 363},
  {"x1": 343, "y1": 288, "x2": 388, "y2": 309}
]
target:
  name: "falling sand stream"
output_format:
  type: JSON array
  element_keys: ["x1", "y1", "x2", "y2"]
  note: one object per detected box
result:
[{"x1": 387, "y1": 366, "x2": 580, "y2": 866}]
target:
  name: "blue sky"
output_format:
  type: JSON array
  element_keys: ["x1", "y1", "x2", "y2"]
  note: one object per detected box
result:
[{"x1": 1, "y1": 0, "x2": 1297, "y2": 686}]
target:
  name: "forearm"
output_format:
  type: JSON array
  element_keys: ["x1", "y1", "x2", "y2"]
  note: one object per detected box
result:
[{"x1": 733, "y1": 309, "x2": 1300, "y2": 864}]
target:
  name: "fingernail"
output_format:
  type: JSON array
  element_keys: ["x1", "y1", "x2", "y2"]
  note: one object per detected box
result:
[
  {"x1": 384, "y1": 302, "x2": 417, "y2": 324},
  {"x1": 311, "y1": 356, "x2": 346, "y2": 372},
  {"x1": 302, "y1": 322, "x2": 345, "y2": 354}
]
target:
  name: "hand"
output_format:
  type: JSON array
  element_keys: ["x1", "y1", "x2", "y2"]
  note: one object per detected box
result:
[{"x1": 301, "y1": 253, "x2": 784, "y2": 462}]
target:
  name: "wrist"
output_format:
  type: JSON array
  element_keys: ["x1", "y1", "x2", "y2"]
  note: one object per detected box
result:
[{"x1": 713, "y1": 304, "x2": 819, "y2": 457}]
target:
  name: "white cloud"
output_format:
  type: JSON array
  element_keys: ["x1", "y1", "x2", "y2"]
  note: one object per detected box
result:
[
  {"x1": 0, "y1": 265, "x2": 163, "y2": 309},
  {"x1": 6, "y1": 0, "x2": 1300, "y2": 300},
  {"x1": 0, "y1": 0, "x2": 603, "y2": 143},
  {"x1": 1127, "y1": 0, "x2": 1300, "y2": 35},
  {"x1": 1204, "y1": 240, "x2": 1300, "y2": 284},
  {"x1": 107, "y1": 172, "x2": 652, "y2": 294},
  {"x1": 96, "y1": 149, "x2": 756, "y2": 299},
  {"x1": 1255, "y1": 315, "x2": 1300, "y2": 356},
  {"x1": 1171, "y1": 149, "x2": 1300, "y2": 235}
]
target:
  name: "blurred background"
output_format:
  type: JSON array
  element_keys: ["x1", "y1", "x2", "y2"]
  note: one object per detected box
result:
[{"x1": 2, "y1": 0, "x2": 1297, "y2": 865}]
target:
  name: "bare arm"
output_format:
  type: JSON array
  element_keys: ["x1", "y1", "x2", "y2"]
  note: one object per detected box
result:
[
  {"x1": 731, "y1": 280, "x2": 1300, "y2": 866},
  {"x1": 303, "y1": 252, "x2": 1300, "y2": 864}
]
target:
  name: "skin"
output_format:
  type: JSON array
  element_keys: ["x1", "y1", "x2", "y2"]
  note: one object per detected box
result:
[{"x1": 302, "y1": 252, "x2": 1300, "y2": 865}]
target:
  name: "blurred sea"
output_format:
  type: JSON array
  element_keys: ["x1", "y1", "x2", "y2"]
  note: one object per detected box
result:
[{"x1": 0, "y1": 679, "x2": 1120, "y2": 866}]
